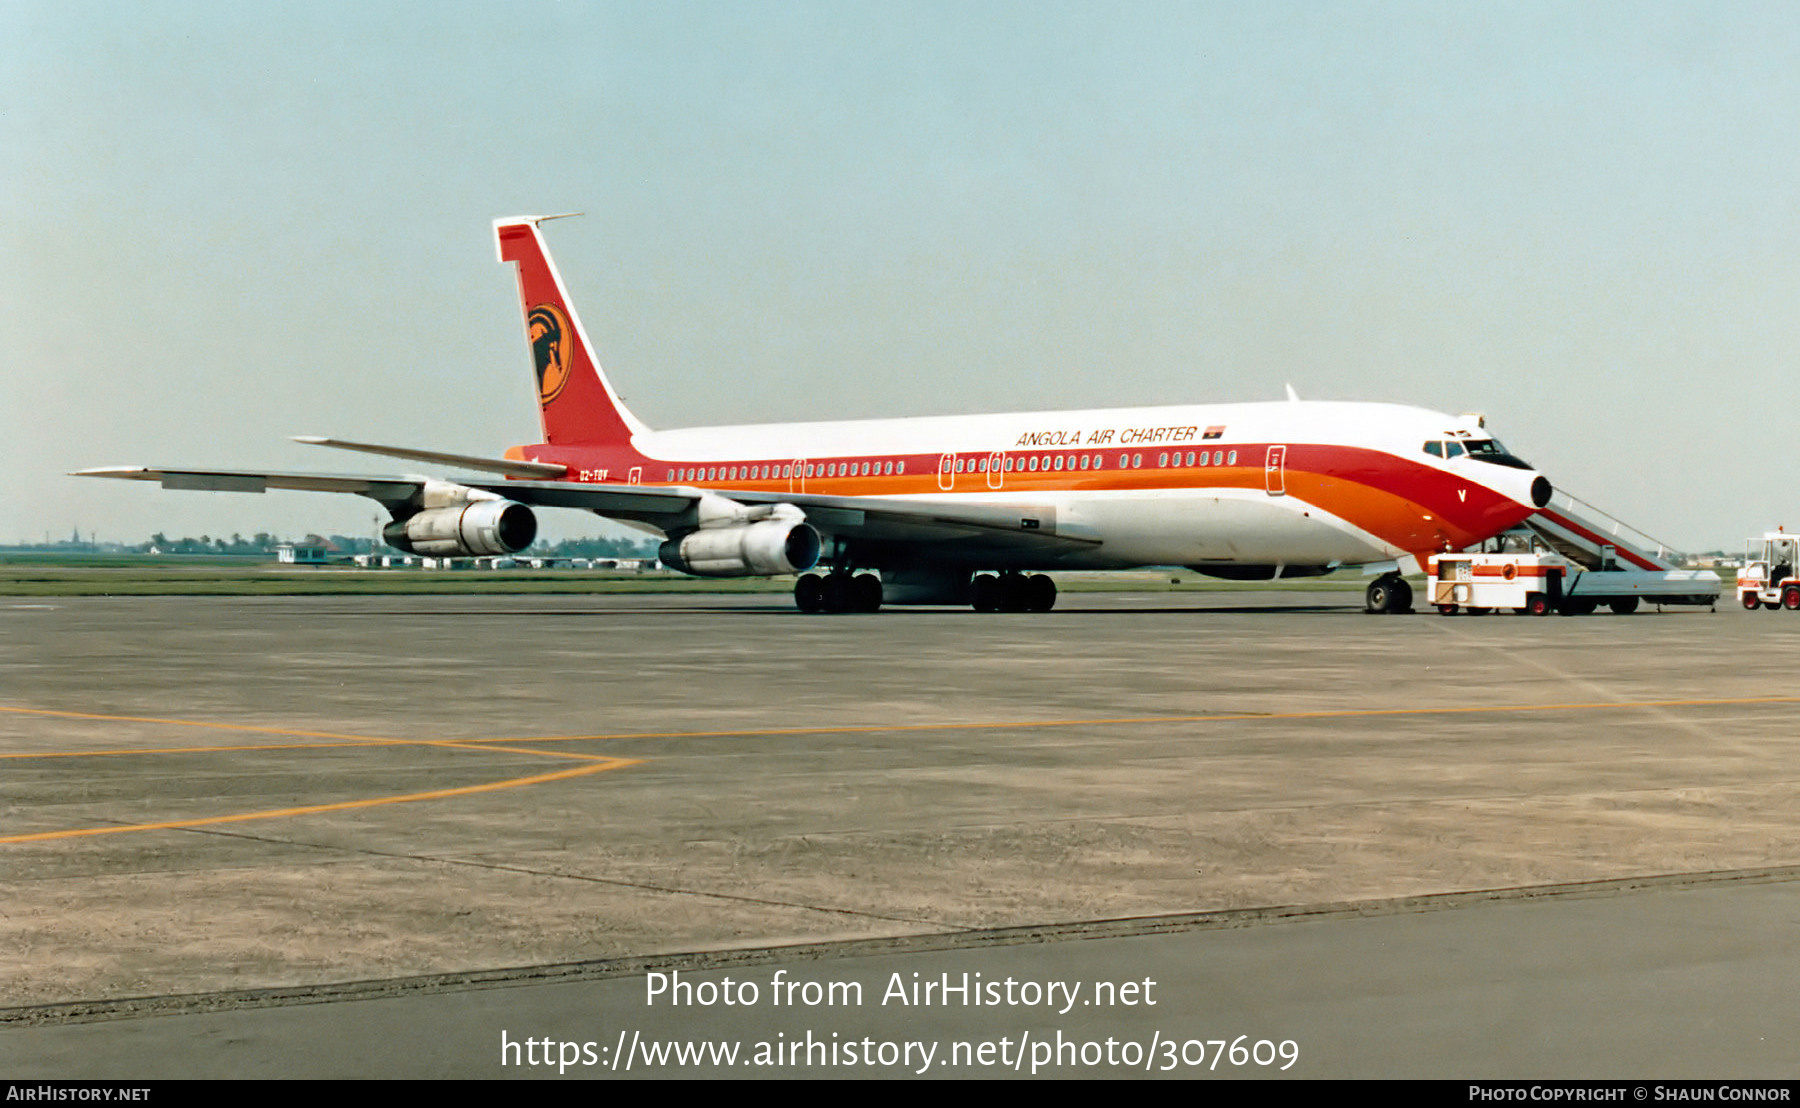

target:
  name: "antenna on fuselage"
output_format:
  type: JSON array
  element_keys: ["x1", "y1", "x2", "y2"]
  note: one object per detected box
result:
[{"x1": 1285, "y1": 383, "x2": 1300, "y2": 402}]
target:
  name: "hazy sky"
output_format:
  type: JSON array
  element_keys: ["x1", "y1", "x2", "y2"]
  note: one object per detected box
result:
[{"x1": 6, "y1": 1, "x2": 1799, "y2": 550}]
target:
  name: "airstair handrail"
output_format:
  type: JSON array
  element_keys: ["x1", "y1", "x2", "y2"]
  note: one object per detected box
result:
[{"x1": 1539, "y1": 487, "x2": 1687, "y2": 563}]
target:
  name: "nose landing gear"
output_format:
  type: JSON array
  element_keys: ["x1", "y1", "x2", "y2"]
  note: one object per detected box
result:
[{"x1": 1365, "y1": 573, "x2": 1413, "y2": 614}]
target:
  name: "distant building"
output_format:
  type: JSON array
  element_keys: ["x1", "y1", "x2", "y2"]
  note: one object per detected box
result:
[{"x1": 275, "y1": 543, "x2": 329, "y2": 565}]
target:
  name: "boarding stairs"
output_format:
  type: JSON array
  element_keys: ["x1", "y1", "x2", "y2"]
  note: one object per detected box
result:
[{"x1": 1520, "y1": 488, "x2": 1683, "y2": 572}]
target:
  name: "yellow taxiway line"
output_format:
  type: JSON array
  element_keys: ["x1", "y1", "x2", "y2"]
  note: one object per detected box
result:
[
  {"x1": 0, "y1": 705, "x2": 641, "y2": 845},
  {"x1": 0, "y1": 755, "x2": 640, "y2": 845},
  {"x1": 5, "y1": 693, "x2": 1795, "y2": 845}
]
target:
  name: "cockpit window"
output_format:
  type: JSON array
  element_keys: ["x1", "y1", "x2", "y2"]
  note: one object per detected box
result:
[
  {"x1": 1444, "y1": 441, "x2": 1465, "y2": 458},
  {"x1": 1461, "y1": 437, "x2": 1534, "y2": 470},
  {"x1": 1423, "y1": 441, "x2": 1443, "y2": 458}
]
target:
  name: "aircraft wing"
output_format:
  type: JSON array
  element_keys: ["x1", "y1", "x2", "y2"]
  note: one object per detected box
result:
[
  {"x1": 73, "y1": 467, "x2": 428, "y2": 510},
  {"x1": 291, "y1": 436, "x2": 568, "y2": 479},
  {"x1": 75, "y1": 465, "x2": 1099, "y2": 557},
  {"x1": 457, "y1": 478, "x2": 1103, "y2": 556}
]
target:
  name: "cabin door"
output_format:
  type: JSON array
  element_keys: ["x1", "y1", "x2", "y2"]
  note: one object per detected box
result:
[{"x1": 1264, "y1": 446, "x2": 1287, "y2": 496}]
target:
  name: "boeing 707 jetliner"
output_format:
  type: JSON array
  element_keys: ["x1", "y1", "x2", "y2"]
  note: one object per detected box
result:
[{"x1": 81, "y1": 214, "x2": 1553, "y2": 614}]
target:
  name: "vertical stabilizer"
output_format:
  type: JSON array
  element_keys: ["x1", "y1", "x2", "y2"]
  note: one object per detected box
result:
[{"x1": 494, "y1": 216, "x2": 650, "y2": 446}]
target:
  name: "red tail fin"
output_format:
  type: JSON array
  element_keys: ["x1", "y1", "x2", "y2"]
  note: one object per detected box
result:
[{"x1": 494, "y1": 216, "x2": 648, "y2": 446}]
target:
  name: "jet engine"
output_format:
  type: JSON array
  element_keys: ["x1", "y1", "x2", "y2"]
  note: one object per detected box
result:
[
  {"x1": 384, "y1": 498, "x2": 537, "y2": 556},
  {"x1": 656, "y1": 494, "x2": 823, "y2": 577},
  {"x1": 659, "y1": 518, "x2": 821, "y2": 577}
]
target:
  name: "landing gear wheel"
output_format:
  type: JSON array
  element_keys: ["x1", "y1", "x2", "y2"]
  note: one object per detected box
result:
[
  {"x1": 971, "y1": 574, "x2": 1001, "y2": 612},
  {"x1": 822, "y1": 572, "x2": 852, "y2": 614},
  {"x1": 794, "y1": 574, "x2": 825, "y2": 613},
  {"x1": 1022, "y1": 573, "x2": 1057, "y2": 612},
  {"x1": 1743, "y1": 592, "x2": 1763, "y2": 611},
  {"x1": 1608, "y1": 597, "x2": 1639, "y2": 615},
  {"x1": 850, "y1": 573, "x2": 883, "y2": 613},
  {"x1": 1365, "y1": 574, "x2": 1412, "y2": 614},
  {"x1": 996, "y1": 572, "x2": 1029, "y2": 613}
]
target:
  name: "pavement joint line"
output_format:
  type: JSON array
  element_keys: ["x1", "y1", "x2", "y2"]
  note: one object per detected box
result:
[
  {"x1": 9, "y1": 862, "x2": 1800, "y2": 1028},
  {"x1": 433, "y1": 695, "x2": 1800, "y2": 746},
  {"x1": 6, "y1": 694, "x2": 1798, "y2": 761},
  {"x1": 140, "y1": 821, "x2": 958, "y2": 931}
]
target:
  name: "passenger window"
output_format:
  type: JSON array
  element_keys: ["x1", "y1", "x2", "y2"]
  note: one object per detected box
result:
[
  {"x1": 1225, "y1": 451, "x2": 1235, "y2": 465},
  {"x1": 1158, "y1": 452, "x2": 1169, "y2": 467},
  {"x1": 1029, "y1": 456, "x2": 1039, "y2": 471},
  {"x1": 1132, "y1": 454, "x2": 1142, "y2": 468},
  {"x1": 1004, "y1": 458, "x2": 1013, "y2": 472},
  {"x1": 1118, "y1": 454, "x2": 1129, "y2": 468},
  {"x1": 1080, "y1": 455, "x2": 1090, "y2": 470},
  {"x1": 1054, "y1": 456, "x2": 1064, "y2": 471},
  {"x1": 1198, "y1": 452, "x2": 1208, "y2": 467},
  {"x1": 897, "y1": 461, "x2": 905, "y2": 475}
]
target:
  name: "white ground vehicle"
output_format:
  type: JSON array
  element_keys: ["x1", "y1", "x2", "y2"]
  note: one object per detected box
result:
[
  {"x1": 1736, "y1": 532, "x2": 1800, "y2": 611},
  {"x1": 1429, "y1": 542, "x2": 1719, "y2": 616},
  {"x1": 1428, "y1": 550, "x2": 1570, "y2": 615}
]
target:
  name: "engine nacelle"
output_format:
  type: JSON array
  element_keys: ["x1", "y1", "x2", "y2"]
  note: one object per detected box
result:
[
  {"x1": 659, "y1": 519, "x2": 821, "y2": 577},
  {"x1": 384, "y1": 499, "x2": 537, "y2": 556}
]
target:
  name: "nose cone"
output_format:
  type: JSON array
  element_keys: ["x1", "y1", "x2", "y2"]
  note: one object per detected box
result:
[{"x1": 1531, "y1": 475, "x2": 1552, "y2": 509}]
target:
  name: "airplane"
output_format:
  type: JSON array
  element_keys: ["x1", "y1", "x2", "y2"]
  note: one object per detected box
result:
[{"x1": 78, "y1": 213, "x2": 1554, "y2": 615}]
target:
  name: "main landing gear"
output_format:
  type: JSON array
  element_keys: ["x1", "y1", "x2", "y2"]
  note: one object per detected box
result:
[
  {"x1": 794, "y1": 570, "x2": 1059, "y2": 613},
  {"x1": 794, "y1": 571, "x2": 883, "y2": 614},
  {"x1": 1365, "y1": 573, "x2": 1413, "y2": 614},
  {"x1": 971, "y1": 572, "x2": 1057, "y2": 613}
]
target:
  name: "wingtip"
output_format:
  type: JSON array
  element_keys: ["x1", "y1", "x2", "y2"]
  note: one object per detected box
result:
[{"x1": 70, "y1": 466, "x2": 148, "y2": 479}]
